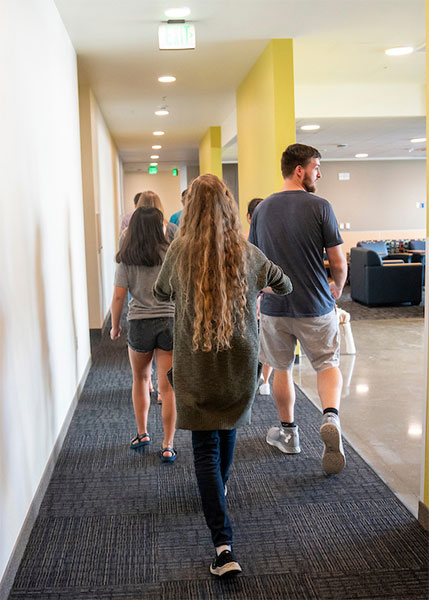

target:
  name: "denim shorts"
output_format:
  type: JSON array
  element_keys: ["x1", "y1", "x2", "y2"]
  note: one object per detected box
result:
[{"x1": 127, "y1": 317, "x2": 174, "y2": 353}]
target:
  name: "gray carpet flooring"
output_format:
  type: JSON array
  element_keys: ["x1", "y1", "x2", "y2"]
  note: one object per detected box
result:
[
  {"x1": 336, "y1": 287, "x2": 424, "y2": 321},
  {"x1": 8, "y1": 323, "x2": 428, "y2": 599}
]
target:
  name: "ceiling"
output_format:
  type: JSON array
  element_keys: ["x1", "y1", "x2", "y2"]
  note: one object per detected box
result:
[{"x1": 54, "y1": 0, "x2": 426, "y2": 168}]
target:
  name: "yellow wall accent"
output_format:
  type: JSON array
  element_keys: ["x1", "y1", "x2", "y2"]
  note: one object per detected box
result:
[
  {"x1": 424, "y1": 0, "x2": 429, "y2": 508},
  {"x1": 236, "y1": 39, "x2": 296, "y2": 231},
  {"x1": 199, "y1": 126, "x2": 222, "y2": 178}
]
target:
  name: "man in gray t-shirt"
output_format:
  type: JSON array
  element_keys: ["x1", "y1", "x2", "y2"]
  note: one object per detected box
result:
[{"x1": 249, "y1": 143, "x2": 348, "y2": 475}]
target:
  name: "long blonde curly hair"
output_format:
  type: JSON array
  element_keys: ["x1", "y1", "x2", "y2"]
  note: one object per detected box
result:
[{"x1": 174, "y1": 174, "x2": 248, "y2": 352}]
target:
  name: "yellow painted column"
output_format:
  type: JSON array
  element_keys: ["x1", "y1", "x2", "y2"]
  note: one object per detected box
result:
[
  {"x1": 236, "y1": 39, "x2": 296, "y2": 232},
  {"x1": 421, "y1": 0, "x2": 429, "y2": 529},
  {"x1": 199, "y1": 126, "x2": 222, "y2": 178}
]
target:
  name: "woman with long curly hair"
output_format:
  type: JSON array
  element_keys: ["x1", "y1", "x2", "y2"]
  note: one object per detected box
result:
[
  {"x1": 110, "y1": 207, "x2": 177, "y2": 461},
  {"x1": 154, "y1": 174, "x2": 292, "y2": 577}
]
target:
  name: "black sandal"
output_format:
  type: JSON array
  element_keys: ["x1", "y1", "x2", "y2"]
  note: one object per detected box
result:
[
  {"x1": 160, "y1": 447, "x2": 177, "y2": 462},
  {"x1": 130, "y1": 432, "x2": 151, "y2": 449}
]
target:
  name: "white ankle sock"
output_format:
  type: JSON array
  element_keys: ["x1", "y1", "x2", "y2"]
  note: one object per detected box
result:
[{"x1": 216, "y1": 544, "x2": 231, "y2": 556}]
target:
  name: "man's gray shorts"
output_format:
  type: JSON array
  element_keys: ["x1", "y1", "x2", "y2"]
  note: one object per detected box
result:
[{"x1": 259, "y1": 309, "x2": 340, "y2": 372}]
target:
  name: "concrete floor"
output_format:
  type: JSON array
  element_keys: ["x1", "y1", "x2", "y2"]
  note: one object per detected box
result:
[{"x1": 293, "y1": 317, "x2": 425, "y2": 516}]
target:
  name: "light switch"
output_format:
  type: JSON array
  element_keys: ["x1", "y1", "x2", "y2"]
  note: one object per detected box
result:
[
  {"x1": 346, "y1": 223, "x2": 351, "y2": 229},
  {"x1": 339, "y1": 222, "x2": 345, "y2": 230}
]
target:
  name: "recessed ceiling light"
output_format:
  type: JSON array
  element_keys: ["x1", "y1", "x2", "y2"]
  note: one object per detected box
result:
[
  {"x1": 356, "y1": 384, "x2": 369, "y2": 394},
  {"x1": 410, "y1": 137, "x2": 426, "y2": 143},
  {"x1": 164, "y1": 7, "x2": 191, "y2": 19},
  {"x1": 152, "y1": 145, "x2": 162, "y2": 149},
  {"x1": 408, "y1": 423, "x2": 422, "y2": 438},
  {"x1": 300, "y1": 124, "x2": 320, "y2": 131},
  {"x1": 385, "y1": 46, "x2": 414, "y2": 56},
  {"x1": 158, "y1": 75, "x2": 176, "y2": 83},
  {"x1": 150, "y1": 155, "x2": 159, "y2": 159},
  {"x1": 355, "y1": 153, "x2": 368, "y2": 158},
  {"x1": 150, "y1": 162, "x2": 158, "y2": 166},
  {"x1": 155, "y1": 109, "x2": 169, "y2": 116},
  {"x1": 153, "y1": 131, "x2": 165, "y2": 136}
]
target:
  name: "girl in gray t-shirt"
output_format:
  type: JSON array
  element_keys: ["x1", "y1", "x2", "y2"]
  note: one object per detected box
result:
[{"x1": 110, "y1": 207, "x2": 177, "y2": 462}]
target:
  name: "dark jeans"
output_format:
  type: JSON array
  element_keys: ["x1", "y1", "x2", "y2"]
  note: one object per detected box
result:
[{"x1": 191, "y1": 429, "x2": 237, "y2": 547}]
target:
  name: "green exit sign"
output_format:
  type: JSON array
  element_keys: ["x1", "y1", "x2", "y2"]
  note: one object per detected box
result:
[
  {"x1": 172, "y1": 168, "x2": 178, "y2": 176},
  {"x1": 148, "y1": 166, "x2": 158, "y2": 174},
  {"x1": 158, "y1": 23, "x2": 196, "y2": 50}
]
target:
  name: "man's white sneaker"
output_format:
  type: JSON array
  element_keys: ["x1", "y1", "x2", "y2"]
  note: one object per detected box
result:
[
  {"x1": 266, "y1": 426, "x2": 301, "y2": 454},
  {"x1": 259, "y1": 382, "x2": 271, "y2": 395},
  {"x1": 320, "y1": 412, "x2": 346, "y2": 475}
]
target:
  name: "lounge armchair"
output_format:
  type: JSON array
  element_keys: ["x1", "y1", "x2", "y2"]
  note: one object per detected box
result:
[{"x1": 350, "y1": 247, "x2": 422, "y2": 306}]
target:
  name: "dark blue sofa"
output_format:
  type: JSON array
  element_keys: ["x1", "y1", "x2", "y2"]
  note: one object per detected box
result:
[
  {"x1": 409, "y1": 240, "x2": 425, "y2": 284},
  {"x1": 356, "y1": 241, "x2": 411, "y2": 262}
]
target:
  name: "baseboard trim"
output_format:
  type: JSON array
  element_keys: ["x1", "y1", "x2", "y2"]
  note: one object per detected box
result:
[
  {"x1": 0, "y1": 356, "x2": 92, "y2": 600},
  {"x1": 418, "y1": 500, "x2": 429, "y2": 530}
]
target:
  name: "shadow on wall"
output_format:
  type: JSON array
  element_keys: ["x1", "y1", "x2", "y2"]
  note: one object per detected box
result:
[
  {"x1": 34, "y1": 224, "x2": 56, "y2": 454},
  {"x1": 66, "y1": 202, "x2": 78, "y2": 387},
  {"x1": 0, "y1": 301, "x2": 7, "y2": 501}
]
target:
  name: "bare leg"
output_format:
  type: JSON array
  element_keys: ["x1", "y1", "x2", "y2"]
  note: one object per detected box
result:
[
  {"x1": 272, "y1": 367, "x2": 295, "y2": 423},
  {"x1": 128, "y1": 348, "x2": 153, "y2": 445},
  {"x1": 317, "y1": 366, "x2": 342, "y2": 411},
  {"x1": 262, "y1": 364, "x2": 273, "y2": 384},
  {"x1": 155, "y1": 349, "x2": 176, "y2": 457}
]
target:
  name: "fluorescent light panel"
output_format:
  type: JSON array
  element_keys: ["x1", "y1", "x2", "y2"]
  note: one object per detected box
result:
[
  {"x1": 158, "y1": 75, "x2": 176, "y2": 83},
  {"x1": 300, "y1": 124, "x2": 320, "y2": 131},
  {"x1": 385, "y1": 46, "x2": 414, "y2": 56}
]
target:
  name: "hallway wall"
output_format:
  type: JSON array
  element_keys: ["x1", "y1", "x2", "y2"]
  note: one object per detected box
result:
[
  {"x1": 317, "y1": 159, "x2": 426, "y2": 231},
  {"x1": 79, "y1": 86, "x2": 123, "y2": 329},
  {"x1": 123, "y1": 172, "x2": 182, "y2": 221},
  {"x1": 0, "y1": 0, "x2": 91, "y2": 583}
]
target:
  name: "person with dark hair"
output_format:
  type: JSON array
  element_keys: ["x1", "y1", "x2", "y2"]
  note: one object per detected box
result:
[
  {"x1": 119, "y1": 192, "x2": 141, "y2": 236},
  {"x1": 136, "y1": 190, "x2": 178, "y2": 242},
  {"x1": 154, "y1": 174, "x2": 291, "y2": 577},
  {"x1": 169, "y1": 188, "x2": 188, "y2": 226},
  {"x1": 246, "y1": 197, "x2": 263, "y2": 223},
  {"x1": 249, "y1": 143, "x2": 348, "y2": 475},
  {"x1": 110, "y1": 207, "x2": 177, "y2": 462},
  {"x1": 120, "y1": 191, "x2": 176, "y2": 404}
]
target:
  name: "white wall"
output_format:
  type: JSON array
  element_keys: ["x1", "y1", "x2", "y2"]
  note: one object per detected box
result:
[
  {"x1": 123, "y1": 171, "x2": 182, "y2": 221},
  {"x1": 0, "y1": 0, "x2": 90, "y2": 582},
  {"x1": 317, "y1": 159, "x2": 426, "y2": 231},
  {"x1": 295, "y1": 84, "x2": 425, "y2": 118}
]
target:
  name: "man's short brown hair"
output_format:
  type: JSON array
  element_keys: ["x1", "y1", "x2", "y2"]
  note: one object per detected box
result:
[{"x1": 281, "y1": 143, "x2": 321, "y2": 178}]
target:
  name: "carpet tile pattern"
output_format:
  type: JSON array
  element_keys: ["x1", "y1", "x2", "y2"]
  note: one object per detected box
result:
[{"x1": 9, "y1": 323, "x2": 428, "y2": 599}]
